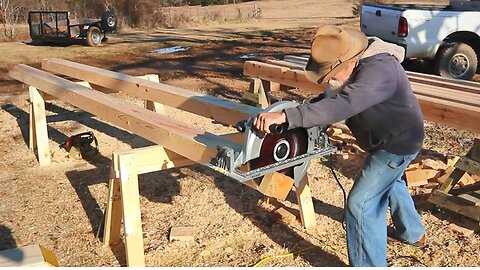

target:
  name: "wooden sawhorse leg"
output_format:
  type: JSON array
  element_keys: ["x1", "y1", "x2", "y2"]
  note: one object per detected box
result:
[
  {"x1": 104, "y1": 153, "x2": 145, "y2": 266},
  {"x1": 102, "y1": 145, "x2": 194, "y2": 266},
  {"x1": 295, "y1": 175, "x2": 316, "y2": 229},
  {"x1": 29, "y1": 86, "x2": 51, "y2": 166},
  {"x1": 103, "y1": 76, "x2": 167, "y2": 266},
  {"x1": 258, "y1": 172, "x2": 317, "y2": 229}
]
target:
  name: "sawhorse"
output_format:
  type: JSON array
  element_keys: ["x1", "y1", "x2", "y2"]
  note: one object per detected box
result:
[
  {"x1": 101, "y1": 145, "x2": 317, "y2": 266},
  {"x1": 100, "y1": 90, "x2": 317, "y2": 266},
  {"x1": 26, "y1": 72, "x2": 318, "y2": 267}
]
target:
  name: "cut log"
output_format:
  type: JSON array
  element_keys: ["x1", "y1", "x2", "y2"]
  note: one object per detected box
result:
[
  {"x1": 406, "y1": 162, "x2": 422, "y2": 171},
  {"x1": 422, "y1": 158, "x2": 448, "y2": 171},
  {"x1": 282, "y1": 55, "x2": 480, "y2": 95},
  {"x1": 428, "y1": 190, "x2": 480, "y2": 221},
  {"x1": 435, "y1": 166, "x2": 455, "y2": 185},
  {"x1": 416, "y1": 95, "x2": 480, "y2": 133},
  {"x1": 405, "y1": 169, "x2": 440, "y2": 187},
  {"x1": 458, "y1": 172, "x2": 475, "y2": 187},
  {"x1": 457, "y1": 193, "x2": 480, "y2": 206}
]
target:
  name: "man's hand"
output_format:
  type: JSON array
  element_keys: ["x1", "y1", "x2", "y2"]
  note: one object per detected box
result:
[{"x1": 253, "y1": 112, "x2": 287, "y2": 134}]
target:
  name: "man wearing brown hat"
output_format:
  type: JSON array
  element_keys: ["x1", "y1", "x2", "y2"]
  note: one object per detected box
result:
[{"x1": 253, "y1": 25, "x2": 426, "y2": 266}]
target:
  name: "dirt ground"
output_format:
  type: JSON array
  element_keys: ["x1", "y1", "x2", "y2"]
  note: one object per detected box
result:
[{"x1": 1, "y1": 0, "x2": 479, "y2": 267}]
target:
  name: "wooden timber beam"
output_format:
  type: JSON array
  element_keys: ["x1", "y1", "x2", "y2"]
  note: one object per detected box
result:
[
  {"x1": 416, "y1": 95, "x2": 480, "y2": 133},
  {"x1": 407, "y1": 72, "x2": 480, "y2": 94},
  {"x1": 266, "y1": 59, "x2": 305, "y2": 70},
  {"x1": 243, "y1": 60, "x2": 480, "y2": 133},
  {"x1": 243, "y1": 61, "x2": 323, "y2": 92},
  {"x1": 282, "y1": 55, "x2": 480, "y2": 94},
  {"x1": 410, "y1": 82, "x2": 480, "y2": 107},
  {"x1": 9, "y1": 64, "x2": 242, "y2": 165},
  {"x1": 42, "y1": 58, "x2": 260, "y2": 127}
]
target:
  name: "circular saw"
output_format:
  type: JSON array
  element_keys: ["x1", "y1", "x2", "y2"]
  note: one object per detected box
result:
[{"x1": 207, "y1": 101, "x2": 336, "y2": 187}]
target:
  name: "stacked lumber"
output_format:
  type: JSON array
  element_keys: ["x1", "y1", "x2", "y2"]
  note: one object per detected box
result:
[
  {"x1": 243, "y1": 55, "x2": 480, "y2": 133},
  {"x1": 405, "y1": 155, "x2": 478, "y2": 189}
]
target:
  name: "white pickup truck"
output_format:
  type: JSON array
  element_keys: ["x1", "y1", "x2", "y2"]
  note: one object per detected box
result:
[{"x1": 360, "y1": 1, "x2": 480, "y2": 80}]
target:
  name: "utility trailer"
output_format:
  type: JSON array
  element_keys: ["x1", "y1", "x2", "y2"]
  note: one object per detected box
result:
[{"x1": 28, "y1": 11, "x2": 117, "y2": 47}]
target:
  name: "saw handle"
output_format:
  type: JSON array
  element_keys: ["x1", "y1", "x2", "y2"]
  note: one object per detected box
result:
[
  {"x1": 269, "y1": 123, "x2": 288, "y2": 135},
  {"x1": 235, "y1": 120, "x2": 287, "y2": 135}
]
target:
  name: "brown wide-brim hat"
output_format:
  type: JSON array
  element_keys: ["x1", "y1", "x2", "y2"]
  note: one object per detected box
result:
[{"x1": 305, "y1": 25, "x2": 368, "y2": 84}]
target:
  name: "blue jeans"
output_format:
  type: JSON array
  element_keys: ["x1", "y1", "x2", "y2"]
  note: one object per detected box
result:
[{"x1": 346, "y1": 150, "x2": 425, "y2": 267}]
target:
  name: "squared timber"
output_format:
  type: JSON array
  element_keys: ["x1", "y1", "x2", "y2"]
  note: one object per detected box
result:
[{"x1": 42, "y1": 58, "x2": 261, "y2": 127}]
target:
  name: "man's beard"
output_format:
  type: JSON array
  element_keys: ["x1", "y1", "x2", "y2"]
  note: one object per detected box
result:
[{"x1": 324, "y1": 76, "x2": 350, "y2": 98}]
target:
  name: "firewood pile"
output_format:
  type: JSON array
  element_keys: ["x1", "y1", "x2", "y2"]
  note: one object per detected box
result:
[
  {"x1": 405, "y1": 155, "x2": 478, "y2": 189},
  {"x1": 326, "y1": 127, "x2": 480, "y2": 192}
]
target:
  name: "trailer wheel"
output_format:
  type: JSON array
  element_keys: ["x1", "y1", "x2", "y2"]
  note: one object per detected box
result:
[
  {"x1": 434, "y1": 42, "x2": 477, "y2": 81},
  {"x1": 101, "y1": 11, "x2": 117, "y2": 32},
  {"x1": 86, "y1": 26, "x2": 102, "y2": 47}
]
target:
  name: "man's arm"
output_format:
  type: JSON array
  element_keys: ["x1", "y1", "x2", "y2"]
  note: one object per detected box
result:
[{"x1": 284, "y1": 58, "x2": 399, "y2": 129}]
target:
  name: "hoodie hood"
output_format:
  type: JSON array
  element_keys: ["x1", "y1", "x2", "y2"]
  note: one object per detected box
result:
[
  {"x1": 360, "y1": 37, "x2": 405, "y2": 63},
  {"x1": 321, "y1": 37, "x2": 405, "y2": 98}
]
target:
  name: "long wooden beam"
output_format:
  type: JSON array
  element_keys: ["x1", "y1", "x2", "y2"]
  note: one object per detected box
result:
[
  {"x1": 407, "y1": 72, "x2": 480, "y2": 94},
  {"x1": 42, "y1": 58, "x2": 260, "y2": 126},
  {"x1": 283, "y1": 55, "x2": 480, "y2": 94},
  {"x1": 9, "y1": 64, "x2": 242, "y2": 164},
  {"x1": 243, "y1": 60, "x2": 480, "y2": 133},
  {"x1": 416, "y1": 95, "x2": 480, "y2": 132},
  {"x1": 243, "y1": 61, "x2": 323, "y2": 92},
  {"x1": 268, "y1": 57, "x2": 480, "y2": 100},
  {"x1": 410, "y1": 82, "x2": 480, "y2": 107}
]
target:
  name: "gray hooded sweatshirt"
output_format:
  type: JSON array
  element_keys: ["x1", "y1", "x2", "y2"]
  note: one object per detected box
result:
[{"x1": 284, "y1": 38, "x2": 424, "y2": 155}]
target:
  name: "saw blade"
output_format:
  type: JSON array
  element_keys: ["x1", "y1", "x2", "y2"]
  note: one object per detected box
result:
[{"x1": 248, "y1": 128, "x2": 308, "y2": 178}]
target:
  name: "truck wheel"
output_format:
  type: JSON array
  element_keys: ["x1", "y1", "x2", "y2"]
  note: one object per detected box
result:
[
  {"x1": 86, "y1": 26, "x2": 102, "y2": 47},
  {"x1": 101, "y1": 11, "x2": 117, "y2": 32},
  {"x1": 434, "y1": 42, "x2": 477, "y2": 80}
]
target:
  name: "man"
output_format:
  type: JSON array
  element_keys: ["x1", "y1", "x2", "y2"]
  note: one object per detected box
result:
[{"x1": 253, "y1": 25, "x2": 426, "y2": 266}]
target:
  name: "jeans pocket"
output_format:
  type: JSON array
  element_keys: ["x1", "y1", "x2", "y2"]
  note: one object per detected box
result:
[{"x1": 387, "y1": 157, "x2": 406, "y2": 169}]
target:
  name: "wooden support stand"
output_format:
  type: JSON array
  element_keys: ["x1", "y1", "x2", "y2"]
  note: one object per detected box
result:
[
  {"x1": 102, "y1": 145, "x2": 195, "y2": 266},
  {"x1": 428, "y1": 139, "x2": 480, "y2": 223},
  {"x1": 102, "y1": 148, "x2": 317, "y2": 266},
  {"x1": 242, "y1": 78, "x2": 270, "y2": 109},
  {"x1": 14, "y1": 63, "x2": 319, "y2": 267},
  {"x1": 241, "y1": 78, "x2": 284, "y2": 109},
  {"x1": 27, "y1": 74, "x2": 161, "y2": 166}
]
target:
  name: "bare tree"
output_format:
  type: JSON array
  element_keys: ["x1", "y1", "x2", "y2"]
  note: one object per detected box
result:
[{"x1": 0, "y1": 0, "x2": 27, "y2": 38}]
